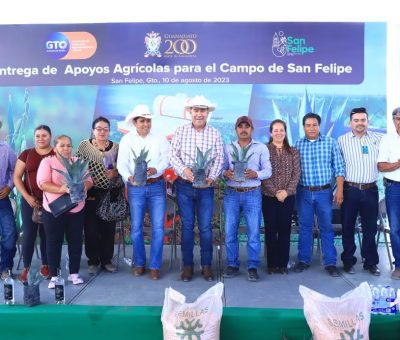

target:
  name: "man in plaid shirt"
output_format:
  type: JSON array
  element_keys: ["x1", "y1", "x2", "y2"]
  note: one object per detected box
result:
[
  {"x1": 169, "y1": 95, "x2": 224, "y2": 282},
  {"x1": 293, "y1": 113, "x2": 345, "y2": 277}
]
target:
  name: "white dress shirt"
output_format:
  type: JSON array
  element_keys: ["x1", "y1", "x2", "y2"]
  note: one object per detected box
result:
[
  {"x1": 377, "y1": 132, "x2": 400, "y2": 181},
  {"x1": 117, "y1": 130, "x2": 170, "y2": 183}
]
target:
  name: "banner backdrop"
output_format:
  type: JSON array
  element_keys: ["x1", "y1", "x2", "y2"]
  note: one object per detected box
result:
[{"x1": 0, "y1": 22, "x2": 386, "y2": 152}]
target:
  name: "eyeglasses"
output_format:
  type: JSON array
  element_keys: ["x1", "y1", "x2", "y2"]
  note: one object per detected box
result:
[
  {"x1": 58, "y1": 144, "x2": 72, "y2": 148},
  {"x1": 94, "y1": 127, "x2": 110, "y2": 132}
]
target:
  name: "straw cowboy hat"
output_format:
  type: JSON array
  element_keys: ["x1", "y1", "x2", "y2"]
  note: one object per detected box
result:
[
  {"x1": 124, "y1": 104, "x2": 154, "y2": 127},
  {"x1": 184, "y1": 95, "x2": 216, "y2": 112}
]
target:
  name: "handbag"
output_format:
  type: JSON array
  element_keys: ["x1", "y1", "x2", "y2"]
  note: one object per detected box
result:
[
  {"x1": 46, "y1": 193, "x2": 78, "y2": 218},
  {"x1": 96, "y1": 179, "x2": 129, "y2": 222},
  {"x1": 26, "y1": 149, "x2": 44, "y2": 224},
  {"x1": 32, "y1": 207, "x2": 43, "y2": 224}
]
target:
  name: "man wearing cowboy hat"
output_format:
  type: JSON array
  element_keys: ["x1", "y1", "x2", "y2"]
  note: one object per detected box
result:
[
  {"x1": 117, "y1": 104, "x2": 170, "y2": 280},
  {"x1": 170, "y1": 95, "x2": 224, "y2": 282}
]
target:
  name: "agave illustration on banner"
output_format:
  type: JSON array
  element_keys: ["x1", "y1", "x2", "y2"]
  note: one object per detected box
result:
[
  {"x1": 131, "y1": 147, "x2": 150, "y2": 186},
  {"x1": 230, "y1": 142, "x2": 254, "y2": 182},
  {"x1": 185, "y1": 147, "x2": 216, "y2": 188},
  {"x1": 52, "y1": 155, "x2": 91, "y2": 203}
]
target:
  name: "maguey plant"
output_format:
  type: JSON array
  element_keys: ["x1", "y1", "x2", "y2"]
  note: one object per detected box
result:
[
  {"x1": 131, "y1": 147, "x2": 150, "y2": 186},
  {"x1": 52, "y1": 155, "x2": 91, "y2": 203},
  {"x1": 185, "y1": 147, "x2": 215, "y2": 188},
  {"x1": 230, "y1": 142, "x2": 254, "y2": 182}
]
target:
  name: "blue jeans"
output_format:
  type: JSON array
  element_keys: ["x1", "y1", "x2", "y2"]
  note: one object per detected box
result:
[
  {"x1": 224, "y1": 187, "x2": 262, "y2": 269},
  {"x1": 296, "y1": 188, "x2": 337, "y2": 266},
  {"x1": 385, "y1": 180, "x2": 400, "y2": 268},
  {"x1": 0, "y1": 197, "x2": 17, "y2": 272},
  {"x1": 341, "y1": 185, "x2": 379, "y2": 266},
  {"x1": 128, "y1": 180, "x2": 166, "y2": 270},
  {"x1": 175, "y1": 179, "x2": 214, "y2": 267}
]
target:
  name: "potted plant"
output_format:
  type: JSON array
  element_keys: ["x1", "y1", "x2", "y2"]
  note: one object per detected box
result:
[
  {"x1": 230, "y1": 143, "x2": 254, "y2": 182},
  {"x1": 131, "y1": 147, "x2": 150, "y2": 186},
  {"x1": 23, "y1": 268, "x2": 44, "y2": 307},
  {"x1": 52, "y1": 155, "x2": 91, "y2": 203},
  {"x1": 186, "y1": 147, "x2": 216, "y2": 188}
]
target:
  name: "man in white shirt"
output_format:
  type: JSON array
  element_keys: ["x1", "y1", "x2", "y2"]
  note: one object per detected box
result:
[
  {"x1": 378, "y1": 107, "x2": 400, "y2": 280},
  {"x1": 117, "y1": 105, "x2": 170, "y2": 280},
  {"x1": 338, "y1": 107, "x2": 381, "y2": 276}
]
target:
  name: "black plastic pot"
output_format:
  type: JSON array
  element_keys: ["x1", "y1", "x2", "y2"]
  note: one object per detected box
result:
[
  {"x1": 232, "y1": 161, "x2": 247, "y2": 182},
  {"x1": 133, "y1": 161, "x2": 148, "y2": 186}
]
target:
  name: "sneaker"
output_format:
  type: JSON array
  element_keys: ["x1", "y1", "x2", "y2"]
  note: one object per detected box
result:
[
  {"x1": 48, "y1": 276, "x2": 57, "y2": 289},
  {"x1": 363, "y1": 264, "x2": 380, "y2": 276},
  {"x1": 68, "y1": 273, "x2": 84, "y2": 285},
  {"x1": 391, "y1": 268, "x2": 400, "y2": 280},
  {"x1": 102, "y1": 264, "x2": 117, "y2": 273},
  {"x1": 247, "y1": 268, "x2": 259, "y2": 281},
  {"x1": 88, "y1": 265, "x2": 99, "y2": 275},
  {"x1": 343, "y1": 264, "x2": 355, "y2": 274},
  {"x1": 325, "y1": 265, "x2": 340, "y2": 277},
  {"x1": 223, "y1": 266, "x2": 239, "y2": 278},
  {"x1": 292, "y1": 262, "x2": 310, "y2": 273},
  {"x1": 19, "y1": 267, "x2": 29, "y2": 283},
  {"x1": 40, "y1": 265, "x2": 50, "y2": 278},
  {"x1": 1, "y1": 271, "x2": 11, "y2": 280}
]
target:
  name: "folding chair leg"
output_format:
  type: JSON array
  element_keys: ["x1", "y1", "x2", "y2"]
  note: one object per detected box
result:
[{"x1": 384, "y1": 233, "x2": 394, "y2": 270}]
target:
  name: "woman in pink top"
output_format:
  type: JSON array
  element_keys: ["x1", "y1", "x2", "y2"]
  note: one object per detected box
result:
[{"x1": 37, "y1": 135, "x2": 92, "y2": 289}]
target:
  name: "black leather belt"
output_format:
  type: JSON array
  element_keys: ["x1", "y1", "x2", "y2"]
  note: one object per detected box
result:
[
  {"x1": 301, "y1": 184, "x2": 331, "y2": 191},
  {"x1": 384, "y1": 178, "x2": 400, "y2": 184},
  {"x1": 345, "y1": 181, "x2": 377, "y2": 190},
  {"x1": 146, "y1": 176, "x2": 163, "y2": 184},
  {"x1": 228, "y1": 186, "x2": 259, "y2": 193}
]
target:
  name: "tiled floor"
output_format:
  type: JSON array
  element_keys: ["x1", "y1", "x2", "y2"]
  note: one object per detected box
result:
[{"x1": 4, "y1": 242, "x2": 399, "y2": 307}]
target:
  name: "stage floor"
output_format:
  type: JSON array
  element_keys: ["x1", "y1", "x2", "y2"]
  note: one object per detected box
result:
[{"x1": 4, "y1": 242, "x2": 399, "y2": 308}]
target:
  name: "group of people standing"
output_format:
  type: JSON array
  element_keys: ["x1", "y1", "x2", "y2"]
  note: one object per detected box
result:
[{"x1": 0, "y1": 98, "x2": 399, "y2": 287}]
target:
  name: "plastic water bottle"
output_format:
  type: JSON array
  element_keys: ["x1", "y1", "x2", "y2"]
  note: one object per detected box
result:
[
  {"x1": 3, "y1": 270, "x2": 14, "y2": 305},
  {"x1": 371, "y1": 285, "x2": 380, "y2": 314},
  {"x1": 55, "y1": 268, "x2": 65, "y2": 304}
]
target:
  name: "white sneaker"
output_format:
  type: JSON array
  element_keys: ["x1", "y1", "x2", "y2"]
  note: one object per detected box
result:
[
  {"x1": 68, "y1": 273, "x2": 84, "y2": 285},
  {"x1": 48, "y1": 277, "x2": 57, "y2": 289}
]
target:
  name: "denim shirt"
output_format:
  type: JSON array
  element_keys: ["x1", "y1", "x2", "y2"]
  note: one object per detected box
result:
[
  {"x1": 223, "y1": 139, "x2": 272, "y2": 187},
  {"x1": 0, "y1": 142, "x2": 17, "y2": 191}
]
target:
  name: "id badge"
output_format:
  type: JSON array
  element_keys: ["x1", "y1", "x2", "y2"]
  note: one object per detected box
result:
[{"x1": 361, "y1": 145, "x2": 369, "y2": 154}]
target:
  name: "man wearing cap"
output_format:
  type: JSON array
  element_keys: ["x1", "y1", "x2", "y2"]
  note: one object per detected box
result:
[
  {"x1": 222, "y1": 116, "x2": 271, "y2": 281},
  {"x1": 117, "y1": 104, "x2": 169, "y2": 280},
  {"x1": 169, "y1": 95, "x2": 224, "y2": 282},
  {"x1": 378, "y1": 107, "x2": 400, "y2": 280},
  {"x1": 293, "y1": 113, "x2": 345, "y2": 277},
  {"x1": 0, "y1": 118, "x2": 17, "y2": 280},
  {"x1": 338, "y1": 107, "x2": 381, "y2": 276}
]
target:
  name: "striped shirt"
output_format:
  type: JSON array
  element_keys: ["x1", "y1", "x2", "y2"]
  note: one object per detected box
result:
[
  {"x1": 169, "y1": 123, "x2": 224, "y2": 180},
  {"x1": 295, "y1": 135, "x2": 345, "y2": 186},
  {"x1": 338, "y1": 131, "x2": 381, "y2": 183}
]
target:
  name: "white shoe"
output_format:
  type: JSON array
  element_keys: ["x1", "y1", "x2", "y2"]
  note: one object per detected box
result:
[
  {"x1": 68, "y1": 273, "x2": 84, "y2": 285},
  {"x1": 48, "y1": 277, "x2": 57, "y2": 289}
]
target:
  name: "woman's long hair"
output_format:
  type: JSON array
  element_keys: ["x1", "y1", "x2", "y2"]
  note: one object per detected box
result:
[{"x1": 268, "y1": 119, "x2": 292, "y2": 153}]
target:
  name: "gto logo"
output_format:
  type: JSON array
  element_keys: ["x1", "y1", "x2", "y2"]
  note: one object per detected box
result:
[
  {"x1": 46, "y1": 40, "x2": 68, "y2": 50},
  {"x1": 164, "y1": 39, "x2": 197, "y2": 55}
]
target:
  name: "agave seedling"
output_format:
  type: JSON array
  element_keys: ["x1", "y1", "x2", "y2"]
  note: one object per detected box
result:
[
  {"x1": 131, "y1": 147, "x2": 150, "y2": 186},
  {"x1": 52, "y1": 155, "x2": 91, "y2": 203},
  {"x1": 230, "y1": 142, "x2": 254, "y2": 182},
  {"x1": 185, "y1": 147, "x2": 216, "y2": 188}
]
